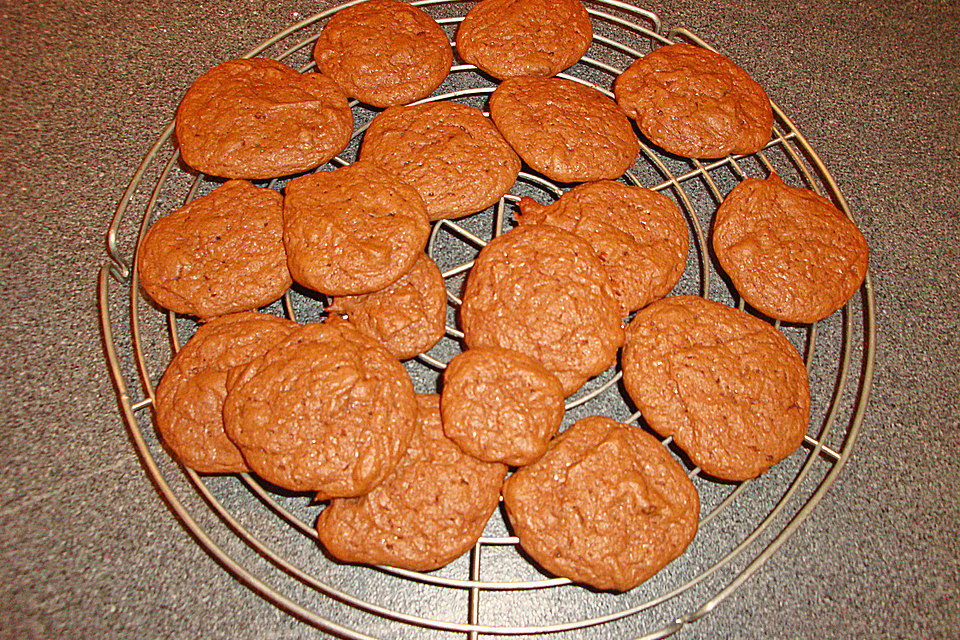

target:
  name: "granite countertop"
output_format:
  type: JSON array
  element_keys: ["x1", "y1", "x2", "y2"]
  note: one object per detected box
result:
[{"x1": 2, "y1": 1, "x2": 958, "y2": 638}]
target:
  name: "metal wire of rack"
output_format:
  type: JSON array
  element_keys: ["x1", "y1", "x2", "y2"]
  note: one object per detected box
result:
[{"x1": 98, "y1": 1, "x2": 876, "y2": 638}]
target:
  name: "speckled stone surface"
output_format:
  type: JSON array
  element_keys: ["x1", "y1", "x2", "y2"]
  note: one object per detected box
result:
[{"x1": 1, "y1": 1, "x2": 958, "y2": 639}]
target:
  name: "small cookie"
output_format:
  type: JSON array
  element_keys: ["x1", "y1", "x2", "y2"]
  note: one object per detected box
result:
[
  {"x1": 137, "y1": 180, "x2": 291, "y2": 319},
  {"x1": 456, "y1": 0, "x2": 592, "y2": 80},
  {"x1": 313, "y1": 0, "x2": 452, "y2": 108},
  {"x1": 327, "y1": 253, "x2": 447, "y2": 360},
  {"x1": 460, "y1": 224, "x2": 624, "y2": 396},
  {"x1": 154, "y1": 312, "x2": 298, "y2": 474},
  {"x1": 614, "y1": 43, "x2": 773, "y2": 158},
  {"x1": 316, "y1": 394, "x2": 507, "y2": 571},
  {"x1": 621, "y1": 296, "x2": 811, "y2": 481},
  {"x1": 175, "y1": 58, "x2": 353, "y2": 179},
  {"x1": 489, "y1": 77, "x2": 638, "y2": 182},
  {"x1": 712, "y1": 173, "x2": 869, "y2": 323},
  {"x1": 223, "y1": 317, "x2": 416, "y2": 497},
  {"x1": 441, "y1": 347, "x2": 565, "y2": 466},
  {"x1": 518, "y1": 180, "x2": 688, "y2": 314},
  {"x1": 502, "y1": 416, "x2": 700, "y2": 592},
  {"x1": 360, "y1": 101, "x2": 521, "y2": 220},
  {"x1": 283, "y1": 161, "x2": 430, "y2": 296}
]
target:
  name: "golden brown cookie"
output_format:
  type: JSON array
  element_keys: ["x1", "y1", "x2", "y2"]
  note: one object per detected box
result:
[
  {"x1": 327, "y1": 253, "x2": 447, "y2": 360},
  {"x1": 137, "y1": 180, "x2": 291, "y2": 319},
  {"x1": 222, "y1": 317, "x2": 416, "y2": 497},
  {"x1": 460, "y1": 224, "x2": 624, "y2": 396},
  {"x1": 154, "y1": 312, "x2": 298, "y2": 474},
  {"x1": 712, "y1": 173, "x2": 869, "y2": 323},
  {"x1": 502, "y1": 416, "x2": 700, "y2": 592},
  {"x1": 518, "y1": 180, "x2": 688, "y2": 314},
  {"x1": 360, "y1": 101, "x2": 521, "y2": 220},
  {"x1": 456, "y1": 0, "x2": 593, "y2": 80},
  {"x1": 316, "y1": 394, "x2": 507, "y2": 571},
  {"x1": 283, "y1": 161, "x2": 430, "y2": 296},
  {"x1": 621, "y1": 296, "x2": 811, "y2": 481},
  {"x1": 175, "y1": 58, "x2": 353, "y2": 179},
  {"x1": 489, "y1": 77, "x2": 638, "y2": 182},
  {"x1": 614, "y1": 43, "x2": 773, "y2": 159},
  {"x1": 441, "y1": 347, "x2": 565, "y2": 466},
  {"x1": 313, "y1": 0, "x2": 453, "y2": 108}
]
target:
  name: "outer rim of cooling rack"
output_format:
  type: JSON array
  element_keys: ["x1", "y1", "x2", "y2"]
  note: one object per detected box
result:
[{"x1": 98, "y1": 2, "x2": 877, "y2": 638}]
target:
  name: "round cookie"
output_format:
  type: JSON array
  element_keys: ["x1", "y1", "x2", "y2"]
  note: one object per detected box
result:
[
  {"x1": 313, "y1": 0, "x2": 452, "y2": 108},
  {"x1": 316, "y1": 394, "x2": 507, "y2": 571},
  {"x1": 502, "y1": 416, "x2": 700, "y2": 592},
  {"x1": 175, "y1": 58, "x2": 353, "y2": 179},
  {"x1": 614, "y1": 43, "x2": 773, "y2": 159},
  {"x1": 154, "y1": 312, "x2": 298, "y2": 474},
  {"x1": 518, "y1": 180, "x2": 688, "y2": 314},
  {"x1": 460, "y1": 224, "x2": 624, "y2": 396},
  {"x1": 283, "y1": 161, "x2": 430, "y2": 296},
  {"x1": 137, "y1": 180, "x2": 291, "y2": 319},
  {"x1": 489, "y1": 77, "x2": 638, "y2": 182},
  {"x1": 327, "y1": 253, "x2": 447, "y2": 360},
  {"x1": 456, "y1": 0, "x2": 593, "y2": 80},
  {"x1": 441, "y1": 347, "x2": 565, "y2": 466},
  {"x1": 222, "y1": 317, "x2": 417, "y2": 497},
  {"x1": 360, "y1": 101, "x2": 521, "y2": 220},
  {"x1": 621, "y1": 295, "x2": 811, "y2": 481},
  {"x1": 712, "y1": 173, "x2": 869, "y2": 323}
]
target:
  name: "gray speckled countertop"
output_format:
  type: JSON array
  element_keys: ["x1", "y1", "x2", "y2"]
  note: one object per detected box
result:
[{"x1": 2, "y1": 1, "x2": 958, "y2": 639}]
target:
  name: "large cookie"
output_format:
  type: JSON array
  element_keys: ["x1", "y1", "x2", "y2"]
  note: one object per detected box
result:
[
  {"x1": 441, "y1": 347, "x2": 565, "y2": 466},
  {"x1": 614, "y1": 43, "x2": 773, "y2": 159},
  {"x1": 621, "y1": 296, "x2": 811, "y2": 481},
  {"x1": 360, "y1": 101, "x2": 521, "y2": 220},
  {"x1": 489, "y1": 77, "x2": 638, "y2": 182},
  {"x1": 313, "y1": 0, "x2": 452, "y2": 108},
  {"x1": 283, "y1": 161, "x2": 430, "y2": 296},
  {"x1": 222, "y1": 317, "x2": 416, "y2": 497},
  {"x1": 316, "y1": 394, "x2": 507, "y2": 571},
  {"x1": 154, "y1": 312, "x2": 298, "y2": 474},
  {"x1": 712, "y1": 173, "x2": 869, "y2": 323},
  {"x1": 327, "y1": 253, "x2": 447, "y2": 360},
  {"x1": 502, "y1": 416, "x2": 700, "y2": 592},
  {"x1": 456, "y1": 0, "x2": 592, "y2": 80},
  {"x1": 460, "y1": 224, "x2": 624, "y2": 396},
  {"x1": 137, "y1": 180, "x2": 291, "y2": 319},
  {"x1": 175, "y1": 58, "x2": 353, "y2": 179},
  {"x1": 518, "y1": 180, "x2": 688, "y2": 314}
]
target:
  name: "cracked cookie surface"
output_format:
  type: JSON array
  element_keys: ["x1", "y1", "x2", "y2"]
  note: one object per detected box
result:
[
  {"x1": 614, "y1": 43, "x2": 772, "y2": 159},
  {"x1": 621, "y1": 296, "x2": 810, "y2": 481}
]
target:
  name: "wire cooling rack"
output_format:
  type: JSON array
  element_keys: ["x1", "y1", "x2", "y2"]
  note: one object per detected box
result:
[{"x1": 98, "y1": 1, "x2": 877, "y2": 638}]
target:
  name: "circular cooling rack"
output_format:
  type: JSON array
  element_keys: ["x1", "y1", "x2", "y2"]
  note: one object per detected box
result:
[{"x1": 98, "y1": 1, "x2": 877, "y2": 638}]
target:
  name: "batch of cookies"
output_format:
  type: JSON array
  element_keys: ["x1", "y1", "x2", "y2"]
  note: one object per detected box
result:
[{"x1": 139, "y1": 0, "x2": 869, "y2": 592}]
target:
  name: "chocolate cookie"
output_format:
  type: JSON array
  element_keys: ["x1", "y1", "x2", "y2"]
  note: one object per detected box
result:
[
  {"x1": 502, "y1": 416, "x2": 700, "y2": 592},
  {"x1": 327, "y1": 253, "x2": 447, "y2": 360},
  {"x1": 614, "y1": 43, "x2": 773, "y2": 159},
  {"x1": 283, "y1": 161, "x2": 430, "y2": 296},
  {"x1": 518, "y1": 180, "x2": 688, "y2": 314},
  {"x1": 712, "y1": 173, "x2": 869, "y2": 323},
  {"x1": 137, "y1": 180, "x2": 291, "y2": 319},
  {"x1": 313, "y1": 0, "x2": 452, "y2": 108},
  {"x1": 456, "y1": 0, "x2": 593, "y2": 80},
  {"x1": 222, "y1": 317, "x2": 416, "y2": 497},
  {"x1": 489, "y1": 77, "x2": 638, "y2": 182},
  {"x1": 360, "y1": 101, "x2": 521, "y2": 220},
  {"x1": 621, "y1": 296, "x2": 811, "y2": 481},
  {"x1": 175, "y1": 58, "x2": 353, "y2": 179},
  {"x1": 316, "y1": 394, "x2": 507, "y2": 571},
  {"x1": 441, "y1": 347, "x2": 565, "y2": 466},
  {"x1": 460, "y1": 224, "x2": 624, "y2": 396},
  {"x1": 154, "y1": 312, "x2": 298, "y2": 474}
]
